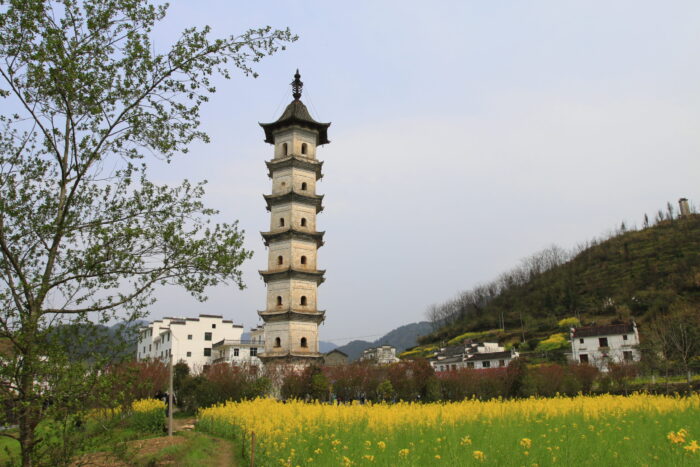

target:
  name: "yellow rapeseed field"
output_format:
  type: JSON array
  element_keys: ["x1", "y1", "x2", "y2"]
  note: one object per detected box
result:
[{"x1": 197, "y1": 394, "x2": 700, "y2": 465}]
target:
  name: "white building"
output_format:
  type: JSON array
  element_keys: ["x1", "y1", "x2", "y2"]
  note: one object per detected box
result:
[
  {"x1": 569, "y1": 322, "x2": 640, "y2": 371},
  {"x1": 430, "y1": 341, "x2": 519, "y2": 372},
  {"x1": 212, "y1": 326, "x2": 264, "y2": 367},
  {"x1": 360, "y1": 346, "x2": 400, "y2": 364},
  {"x1": 137, "y1": 314, "x2": 244, "y2": 372}
]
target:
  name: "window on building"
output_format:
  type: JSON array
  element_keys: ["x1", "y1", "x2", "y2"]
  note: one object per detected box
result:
[
  {"x1": 598, "y1": 337, "x2": 609, "y2": 348},
  {"x1": 149, "y1": 344, "x2": 151, "y2": 351},
  {"x1": 467, "y1": 362, "x2": 474, "y2": 369},
  {"x1": 233, "y1": 348, "x2": 239, "y2": 357},
  {"x1": 300, "y1": 217, "x2": 307, "y2": 227},
  {"x1": 187, "y1": 334, "x2": 192, "y2": 340},
  {"x1": 276, "y1": 296, "x2": 283, "y2": 306},
  {"x1": 274, "y1": 337, "x2": 281, "y2": 347},
  {"x1": 622, "y1": 334, "x2": 628, "y2": 341},
  {"x1": 580, "y1": 354, "x2": 589, "y2": 363},
  {"x1": 204, "y1": 348, "x2": 211, "y2": 357},
  {"x1": 279, "y1": 218, "x2": 285, "y2": 227},
  {"x1": 186, "y1": 351, "x2": 192, "y2": 357},
  {"x1": 282, "y1": 142, "x2": 288, "y2": 155},
  {"x1": 205, "y1": 332, "x2": 212, "y2": 341},
  {"x1": 143, "y1": 346, "x2": 146, "y2": 353},
  {"x1": 160, "y1": 351, "x2": 163, "y2": 358},
  {"x1": 300, "y1": 296, "x2": 307, "y2": 306},
  {"x1": 623, "y1": 351, "x2": 633, "y2": 361},
  {"x1": 301, "y1": 337, "x2": 308, "y2": 348},
  {"x1": 277, "y1": 255, "x2": 283, "y2": 265},
  {"x1": 301, "y1": 143, "x2": 308, "y2": 155},
  {"x1": 212, "y1": 323, "x2": 216, "y2": 329},
  {"x1": 482, "y1": 361, "x2": 491, "y2": 368},
  {"x1": 499, "y1": 360, "x2": 506, "y2": 367},
  {"x1": 301, "y1": 182, "x2": 307, "y2": 191},
  {"x1": 300, "y1": 255, "x2": 307, "y2": 265},
  {"x1": 579, "y1": 338, "x2": 584, "y2": 344},
  {"x1": 250, "y1": 348, "x2": 257, "y2": 356}
]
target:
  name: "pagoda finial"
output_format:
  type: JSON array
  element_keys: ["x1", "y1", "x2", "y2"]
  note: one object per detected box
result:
[{"x1": 291, "y1": 69, "x2": 303, "y2": 100}]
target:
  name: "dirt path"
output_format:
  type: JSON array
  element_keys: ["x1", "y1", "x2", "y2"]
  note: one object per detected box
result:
[{"x1": 208, "y1": 436, "x2": 236, "y2": 467}]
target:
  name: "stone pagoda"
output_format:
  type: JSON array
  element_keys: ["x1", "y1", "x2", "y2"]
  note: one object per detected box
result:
[{"x1": 257, "y1": 71, "x2": 330, "y2": 364}]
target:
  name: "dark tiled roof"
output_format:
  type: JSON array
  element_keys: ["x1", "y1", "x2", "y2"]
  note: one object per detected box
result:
[
  {"x1": 326, "y1": 349, "x2": 348, "y2": 357},
  {"x1": 573, "y1": 323, "x2": 635, "y2": 338},
  {"x1": 466, "y1": 351, "x2": 513, "y2": 361},
  {"x1": 260, "y1": 100, "x2": 331, "y2": 145},
  {"x1": 199, "y1": 314, "x2": 223, "y2": 319}
]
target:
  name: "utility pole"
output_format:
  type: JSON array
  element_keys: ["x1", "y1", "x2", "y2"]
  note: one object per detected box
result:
[{"x1": 168, "y1": 353, "x2": 174, "y2": 437}]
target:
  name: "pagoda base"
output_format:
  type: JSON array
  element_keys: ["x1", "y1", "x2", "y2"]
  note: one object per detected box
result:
[{"x1": 259, "y1": 351, "x2": 325, "y2": 367}]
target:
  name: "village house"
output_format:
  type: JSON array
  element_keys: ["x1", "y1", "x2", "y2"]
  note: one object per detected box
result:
[
  {"x1": 323, "y1": 349, "x2": 349, "y2": 366},
  {"x1": 569, "y1": 322, "x2": 640, "y2": 371},
  {"x1": 137, "y1": 314, "x2": 244, "y2": 371},
  {"x1": 429, "y1": 341, "x2": 519, "y2": 372},
  {"x1": 360, "y1": 346, "x2": 400, "y2": 364},
  {"x1": 212, "y1": 326, "x2": 264, "y2": 367}
]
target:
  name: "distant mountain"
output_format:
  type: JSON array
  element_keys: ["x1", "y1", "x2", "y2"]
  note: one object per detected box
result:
[
  {"x1": 319, "y1": 341, "x2": 339, "y2": 353},
  {"x1": 335, "y1": 322, "x2": 433, "y2": 361}
]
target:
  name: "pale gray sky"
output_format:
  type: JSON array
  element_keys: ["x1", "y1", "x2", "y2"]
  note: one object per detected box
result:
[{"x1": 146, "y1": 1, "x2": 700, "y2": 344}]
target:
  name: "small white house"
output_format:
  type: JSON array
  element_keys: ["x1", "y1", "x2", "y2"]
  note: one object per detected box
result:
[
  {"x1": 360, "y1": 346, "x2": 400, "y2": 364},
  {"x1": 137, "y1": 314, "x2": 244, "y2": 372},
  {"x1": 212, "y1": 326, "x2": 264, "y2": 367},
  {"x1": 430, "y1": 341, "x2": 519, "y2": 372},
  {"x1": 569, "y1": 322, "x2": 640, "y2": 371}
]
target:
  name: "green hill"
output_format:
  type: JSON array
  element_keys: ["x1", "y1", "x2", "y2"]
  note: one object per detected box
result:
[{"x1": 418, "y1": 213, "x2": 700, "y2": 349}]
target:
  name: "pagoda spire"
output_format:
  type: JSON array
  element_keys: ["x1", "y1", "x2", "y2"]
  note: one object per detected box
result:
[{"x1": 291, "y1": 69, "x2": 303, "y2": 100}]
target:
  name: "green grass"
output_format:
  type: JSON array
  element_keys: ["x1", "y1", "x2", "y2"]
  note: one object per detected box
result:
[{"x1": 151, "y1": 431, "x2": 232, "y2": 466}]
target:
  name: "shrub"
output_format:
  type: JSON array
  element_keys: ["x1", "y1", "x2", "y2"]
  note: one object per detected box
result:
[
  {"x1": 558, "y1": 317, "x2": 581, "y2": 329},
  {"x1": 535, "y1": 333, "x2": 569, "y2": 352}
]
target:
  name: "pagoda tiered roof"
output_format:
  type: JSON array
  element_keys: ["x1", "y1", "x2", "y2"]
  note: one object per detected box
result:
[
  {"x1": 260, "y1": 228, "x2": 325, "y2": 248},
  {"x1": 259, "y1": 99, "x2": 331, "y2": 145},
  {"x1": 258, "y1": 267, "x2": 326, "y2": 285},
  {"x1": 263, "y1": 190, "x2": 324, "y2": 213},
  {"x1": 266, "y1": 155, "x2": 323, "y2": 180},
  {"x1": 258, "y1": 308, "x2": 326, "y2": 324}
]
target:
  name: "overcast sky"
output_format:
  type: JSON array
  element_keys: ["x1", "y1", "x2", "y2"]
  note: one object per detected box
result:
[{"x1": 144, "y1": 1, "x2": 700, "y2": 345}]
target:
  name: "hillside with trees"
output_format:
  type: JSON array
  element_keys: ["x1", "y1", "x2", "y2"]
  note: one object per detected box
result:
[{"x1": 419, "y1": 209, "x2": 700, "y2": 352}]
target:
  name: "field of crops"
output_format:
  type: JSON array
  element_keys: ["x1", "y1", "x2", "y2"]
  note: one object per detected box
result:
[{"x1": 197, "y1": 394, "x2": 700, "y2": 466}]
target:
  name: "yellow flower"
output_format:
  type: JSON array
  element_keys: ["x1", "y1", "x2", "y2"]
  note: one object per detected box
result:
[
  {"x1": 668, "y1": 430, "x2": 687, "y2": 444},
  {"x1": 435, "y1": 454, "x2": 441, "y2": 459},
  {"x1": 313, "y1": 448, "x2": 322, "y2": 455},
  {"x1": 460, "y1": 436, "x2": 472, "y2": 446},
  {"x1": 377, "y1": 441, "x2": 386, "y2": 450},
  {"x1": 342, "y1": 456, "x2": 353, "y2": 466},
  {"x1": 131, "y1": 398, "x2": 165, "y2": 413},
  {"x1": 363, "y1": 454, "x2": 375, "y2": 461},
  {"x1": 523, "y1": 451, "x2": 529, "y2": 456},
  {"x1": 398, "y1": 448, "x2": 410, "y2": 458},
  {"x1": 473, "y1": 450, "x2": 486, "y2": 461},
  {"x1": 685, "y1": 440, "x2": 700, "y2": 453},
  {"x1": 520, "y1": 438, "x2": 532, "y2": 449}
]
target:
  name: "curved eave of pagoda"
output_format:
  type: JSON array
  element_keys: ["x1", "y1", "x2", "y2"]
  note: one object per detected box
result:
[
  {"x1": 264, "y1": 191, "x2": 324, "y2": 213},
  {"x1": 258, "y1": 351, "x2": 325, "y2": 361},
  {"x1": 259, "y1": 120, "x2": 331, "y2": 146},
  {"x1": 260, "y1": 229, "x2": 325, "y2": 248},
  {"x1": 266, "y1": 155, "x2": 324, "y2": 180},
  {"x1": 258, "y1": 267, "x2": 326, "y2": 285},
  {"x1": 258, "y1": 309, "x2": 326, "y2": 324}
]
